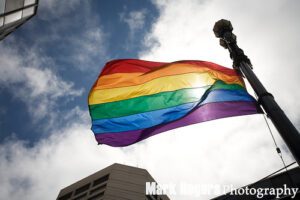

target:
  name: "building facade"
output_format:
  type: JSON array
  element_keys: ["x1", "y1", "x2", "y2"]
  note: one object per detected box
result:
[
  {"x1": 56, "y1": 163, "x2": 170, "y2": 200},
  {"x1": 0, "y1": 0, "x2": 38, "y2": 41}
]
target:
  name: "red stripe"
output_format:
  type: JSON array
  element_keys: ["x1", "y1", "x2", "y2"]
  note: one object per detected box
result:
[
  {"x1": 100, "y1": 59, "x2": 166, "y2": 75},
  {"x1": 100, "y1": 59, "x2": 238, "y2": 76}
]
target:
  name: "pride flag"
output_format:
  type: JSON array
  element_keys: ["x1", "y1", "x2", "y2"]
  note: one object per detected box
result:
[{"x1": 88, "y1": 59, "x2": 261, "y2": 147}]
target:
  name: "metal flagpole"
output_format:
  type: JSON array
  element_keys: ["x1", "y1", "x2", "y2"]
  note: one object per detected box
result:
[{"x1": 213, "y1": 19, "x2": 300, "y2": 165}]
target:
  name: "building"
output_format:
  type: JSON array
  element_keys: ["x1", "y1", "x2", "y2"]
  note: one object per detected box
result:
[
  {"x1": 212, "y1": 166, "x2": 300, "y2": 199},
  {"x1": 56, "y1": 163, "x2": 170, "y2": 200},
  {"x1": 0, "y1": 0, "x2": 38, "y2": 41}
]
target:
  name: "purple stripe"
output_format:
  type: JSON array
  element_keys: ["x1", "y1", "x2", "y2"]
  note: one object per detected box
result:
[{"x1": 95, "y1": 101, "x2": 261, "y2": 147}]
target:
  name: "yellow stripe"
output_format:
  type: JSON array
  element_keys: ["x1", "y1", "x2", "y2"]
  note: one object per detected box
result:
[
  {"x1": 93, "y1": 63, "x2": 242, "y2": 90},
  {"x1": 89, "y1": 72, "x2": 243, "y2": 105}
]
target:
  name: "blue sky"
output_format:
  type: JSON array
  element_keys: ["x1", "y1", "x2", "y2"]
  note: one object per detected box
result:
[
  {"x1": 0, "y1": 0, "x2": 159, "y2": 143},
  {"x1": 1, "y1": 1, "x2": 300, "y2": 200}
]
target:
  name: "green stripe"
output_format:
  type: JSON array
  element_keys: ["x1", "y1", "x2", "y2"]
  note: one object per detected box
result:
[{"x1": 89, "y1": 80, "x2": 245, "y2": 120}]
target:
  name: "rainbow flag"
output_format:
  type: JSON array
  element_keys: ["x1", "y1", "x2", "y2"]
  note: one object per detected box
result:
[{"x1": 88, "y1": 59, "x2": 261, "y2": 147}]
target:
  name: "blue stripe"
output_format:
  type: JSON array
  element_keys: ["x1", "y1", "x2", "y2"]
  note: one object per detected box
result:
[
  {"x1": 92, "y1": 89, "x2": 255, "y2": 134},
  {"x1": 92, "y1": 102, "x2": 198, "y2": 134}
]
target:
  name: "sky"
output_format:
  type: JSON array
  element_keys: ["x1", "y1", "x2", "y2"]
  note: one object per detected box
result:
[{"x1": 0, "y1": 0, "x2": 299, "y2": 199}]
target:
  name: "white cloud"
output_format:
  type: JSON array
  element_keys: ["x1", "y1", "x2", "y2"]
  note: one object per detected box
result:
[
  {"x1": 120, "y1": 9, "x2": 147, "y2": 37},
  {"x1": 0, "y1": 116, "x2": 121, "y2": 200},
  {"x1": 32, "y1": 1, "x2": 107, "y2": 72},
  {"x1": 0, "y1": 112, "x2": 294, "y2": 200},
  {"x1": 0, "y1": 42, "x2": 83, "y2": 121},
  {"x1": 67, "y1": 27, "x2": 107, "y2": 71},
  {"x1": 39, "y1": 0, "x2": 82, "y2": 19}
]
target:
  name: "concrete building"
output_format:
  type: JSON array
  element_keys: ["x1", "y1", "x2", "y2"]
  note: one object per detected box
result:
[
  {"x1": 56, "y1": 163, "x2": 170, "y2": 200},
  {"x1": 0, "y1": 0, "x2": 38, "y2": 41}
]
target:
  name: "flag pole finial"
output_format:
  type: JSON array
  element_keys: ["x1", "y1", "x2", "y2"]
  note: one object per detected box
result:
[
  {"x1": 213, "y1": 19, "x2": 251, "y2": 69},
  {"x1": 213, "y1": 19, "x2": 300, "y2": 165}
]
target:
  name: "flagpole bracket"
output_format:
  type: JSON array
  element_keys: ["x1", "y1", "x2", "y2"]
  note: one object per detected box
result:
[{"x1": 257, "y1": 92, "x2": 274, "y2": 105}]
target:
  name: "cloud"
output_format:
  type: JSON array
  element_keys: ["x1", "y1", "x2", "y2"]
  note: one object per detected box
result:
[
  {"x1": 0, "y1": 42, "x2": 84, "y2": 121},
  {"x1": 33, "y1": 1, "x2": 108, "y2": 72},
  {"x1": 66, "y1": 27, "x2": 107, "y2": 71},
  {"x1": 120, "y1": 9, "x2": 147, "y2": 37},
  {"x1": 38, "y1": 0, "x2": 82, "y2": 20},
  {"x1": 0, "y1": 112, "x2": 294, "y2": 200},
  {"x1": 0, "y1": 113, "x2": 122, "y2": 200}
]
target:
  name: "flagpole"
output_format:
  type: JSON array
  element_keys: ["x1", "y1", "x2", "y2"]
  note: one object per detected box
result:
[{"x1": 213, "y1": 19, "x2": 300, "y2": 165}]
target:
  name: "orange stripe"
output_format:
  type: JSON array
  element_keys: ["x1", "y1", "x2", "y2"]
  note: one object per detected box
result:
[{"x1": 93, "y1": 63, "x2": 243, "y2": 90}]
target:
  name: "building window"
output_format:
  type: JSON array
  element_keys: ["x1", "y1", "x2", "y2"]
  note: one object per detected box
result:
[
  {"x1": 73, "y1": 193, "x2": 87, "y2": 200},
  {"x1": 93, "y1": 174, "x2": 109, "y2": 187},
  {"x1": 5, "y1": 0, "x2": 24, "y2": 13},
  {"x1": 58, "y1": 192, "x2": 72, "y2": 200},
  {"x1": 90, "y1": 184, "x2": 106, "y2": 195},
  {"x1": 0, "y1": 17, "x2": 3, "y2": 26},
  {"x1": 4, "y1": 10, "x2": 22, "y2": 24},
  {"x1": 146, "y1": 195, "x2": 156, "y2": 200},
  {"x1": 87, "y1": 192, "x2": 104, "y2": 200},
  {"x1": 74, "y1": 183, "x2": 90, "y2": 196},
  {"x1": 0, "y1": 0, "x2": 5, "y2": 15},
  {"x1": 22, "y1": 6, "x2": 34, "y2": 18},
  {"x1": 24, "y1": 0, "x2": 35, "y2": 6}
]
